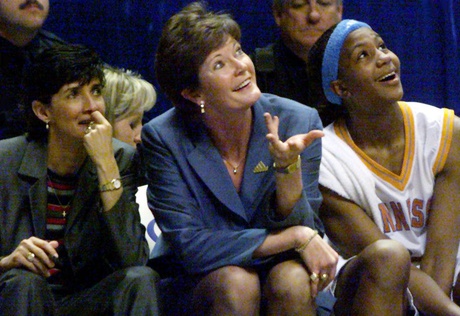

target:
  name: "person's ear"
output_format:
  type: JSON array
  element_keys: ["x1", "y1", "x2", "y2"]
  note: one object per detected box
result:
[
  {"x1": 32, "y1": 100, "x2": 51, "y2": 124},
  {"x1": 181, "y1": 88, "x2": 203, "y2": 106},
  {"x1": 331, "y1": 80, "x2": 351, "y2": 99}
]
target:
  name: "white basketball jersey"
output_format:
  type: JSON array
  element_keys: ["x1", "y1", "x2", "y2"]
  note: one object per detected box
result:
[{"x1": 332, "y1": 101, "x2": 454, "y2": 257}]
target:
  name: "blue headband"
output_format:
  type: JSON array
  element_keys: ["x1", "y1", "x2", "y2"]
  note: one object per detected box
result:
[{"x1": 321, "y1": 19, "x2": 371, "y2": 105}]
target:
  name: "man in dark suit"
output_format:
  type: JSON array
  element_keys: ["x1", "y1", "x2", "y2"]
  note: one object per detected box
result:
[
  {"x1": 0, "y1": 0, "x2": 65, "y2": 139},
  {"x1": 253, "y1": 0, "x2": 342, "y2": 125}
]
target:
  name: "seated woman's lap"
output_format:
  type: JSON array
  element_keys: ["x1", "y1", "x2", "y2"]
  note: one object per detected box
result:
[
  {"x1": 192, "y1": 258, "x2": 314, "y2": 315},
  {"x1": 155, "y1": 251, "x2": 321, "y2": 315}
]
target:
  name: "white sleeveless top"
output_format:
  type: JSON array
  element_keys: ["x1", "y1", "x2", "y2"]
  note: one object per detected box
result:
[{"x1": 320, "y1": 102, "x2": 458, "y2": 285}]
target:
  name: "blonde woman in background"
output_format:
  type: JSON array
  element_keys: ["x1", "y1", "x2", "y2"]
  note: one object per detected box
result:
[
  {"x1": 103, "y1": 66, "x2": 156, "y2": 147},
  {"x1": 103, "y1": 66, "x2": 158, "y2": 251}
]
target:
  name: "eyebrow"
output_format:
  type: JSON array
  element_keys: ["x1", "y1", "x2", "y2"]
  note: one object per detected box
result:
[
  {"x1": 208, "y1": 40, "x2": 240, "y2": 60},
  {"x1": 90, "y1": 81, "x2": 103, "y2": 87},
  {"x1": 62, "y1": 83, "x2": 81, "y2": 92},
  {"x1": 348, "y1": 33, "x2": 382, "y2": 54},
  {"x1": 63, "y1": 79, "x2": 102, "y2": 92},
  {"x1": 208, "y1": 53, "x2": 223, "y2": 63}
]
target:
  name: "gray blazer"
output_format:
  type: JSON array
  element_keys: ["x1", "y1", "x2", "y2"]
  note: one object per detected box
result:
[{"x1": 0, "y1": 136, "x2": 149, "y2": 291}]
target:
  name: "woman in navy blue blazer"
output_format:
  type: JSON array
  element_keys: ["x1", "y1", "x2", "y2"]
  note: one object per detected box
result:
[{"x1": 141, "y1": 2, "x2": 411, "y2": 315}]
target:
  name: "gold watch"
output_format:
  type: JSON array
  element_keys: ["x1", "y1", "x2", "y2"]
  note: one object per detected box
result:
[
  {"x1": 100, "y1": 178, "x2": 122, "y2": 192},
  {"x1": 273, "y1": 155, "x2": 301, "y2": 174}
]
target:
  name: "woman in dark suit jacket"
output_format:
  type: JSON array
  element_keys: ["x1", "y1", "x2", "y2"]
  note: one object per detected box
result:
[
  {"x1": 142, "y1": 2, "x2": 411, "y2": 315},
  {"x1": 0, "y1": 44, "x2": 159, "y2": 315}
]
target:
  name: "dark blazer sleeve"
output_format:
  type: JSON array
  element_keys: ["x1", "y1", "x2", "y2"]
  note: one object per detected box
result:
[
  {"x1": 61, "y1": 139, "x2": 150, "y2": 290},
  {"x1": 82, "y1": 139, "x2": 149, "y2": 268}
]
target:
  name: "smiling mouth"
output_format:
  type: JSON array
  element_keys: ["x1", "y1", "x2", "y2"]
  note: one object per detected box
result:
[
  {"x1": 378, "y1": 72, "x2": 397, "y2": 82},
  {"x1": 234, "y1": 79, "x2": 251, "y2": 91}
]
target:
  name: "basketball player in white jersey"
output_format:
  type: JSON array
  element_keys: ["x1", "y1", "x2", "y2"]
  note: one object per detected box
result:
[{"x1": 308, "y1": 19, "x2": 460, "y2": 315}]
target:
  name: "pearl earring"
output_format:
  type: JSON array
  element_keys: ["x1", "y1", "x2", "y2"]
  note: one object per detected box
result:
[
  {"x1": 46, "y1": 121, "x2": 49, "y2": 130},
  {"x1": 200, "y1": 101, "x2": 205, "y2": 114}
]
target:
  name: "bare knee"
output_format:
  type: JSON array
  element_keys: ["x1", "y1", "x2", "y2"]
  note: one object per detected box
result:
[
  {"x1": 361, "y1": 240, "x2": 411, "y2": 288},
  {"x1": 193, "y1": 266, "x2": 260, "y2": 315},
  {"x1": 266, "y1": 260, "x2": 311, "y2": 300},
  {"x1": 265, "y1": 260, "x2": 315, "y2": 315}
]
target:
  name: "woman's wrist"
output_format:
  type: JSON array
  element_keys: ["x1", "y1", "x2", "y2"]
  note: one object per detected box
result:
[
  {"x1": 293, "y1": 226, "x2": 318, "y2": 250},
  {"x1": 273, "y1": 155, "x2": 301, "y2": 174},
  {"x1": 295, "y1": 230, "x2": 318, "y2": 253}
]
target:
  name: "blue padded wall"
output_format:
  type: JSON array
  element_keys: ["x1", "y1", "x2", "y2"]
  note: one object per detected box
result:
[{"x1": 45, "y1": 1, "x2": 460, "y2": 119}]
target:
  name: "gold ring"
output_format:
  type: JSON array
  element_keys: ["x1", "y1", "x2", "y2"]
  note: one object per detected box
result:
[
  {"x1": 320, "y1": 273, "x2": 328, "y2": 281},
  {"x1": 26, "y1": 252, "x2": 35, "y2": 262},
  {"x1": 85, "y1": 121, "x2": 95, "y2": 134},
  {"x1": 310, "y1": 272, "x2": 319, "y2": 283}
]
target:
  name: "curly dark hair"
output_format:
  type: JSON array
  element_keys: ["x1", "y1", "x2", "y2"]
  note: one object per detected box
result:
[
  {"x1": 307, "y1": 23, "x2": 347, "y2": 127},
  {"x1": 21, "y1": 44, "x2": 105, "y2": 142},
  {"x1": 155, "y1": 1, "x2": 241, "y2": 114}
]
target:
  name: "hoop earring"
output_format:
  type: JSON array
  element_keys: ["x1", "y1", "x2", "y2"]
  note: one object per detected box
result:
[{"x1": 200, "y1": 101, "x2": 205, "y2": 114}]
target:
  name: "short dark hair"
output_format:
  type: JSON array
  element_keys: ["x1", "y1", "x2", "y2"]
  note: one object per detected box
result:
[
  {"x1": 307, "y1": 23, "x2": 347, "y2": 126},
  {"x1": 155, "y1": 1, "x2": 241, "y2": 113},
  {"x1": 22, "y1": 44, "x2": 105, "y2": 142}
]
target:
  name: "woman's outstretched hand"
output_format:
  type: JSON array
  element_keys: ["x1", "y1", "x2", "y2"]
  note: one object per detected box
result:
[{"x1": 264, "y1": 112, "x2": 324, "y2": 167}]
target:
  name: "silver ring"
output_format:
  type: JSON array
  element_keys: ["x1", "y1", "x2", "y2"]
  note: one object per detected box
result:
[
  {"x1": 26, "y1": 252, "x2": 35, "y2": 262},
  {"x1": 310, "y1": 272, "x2": 319, "y2": 283},
  {"x1": 320, "y1": 273, "x2": 328, "y2": 281}
]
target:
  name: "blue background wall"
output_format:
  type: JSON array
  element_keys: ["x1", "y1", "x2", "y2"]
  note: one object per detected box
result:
[{"x1": 44, "y1": 0, "x2": 460, "y2": 120}]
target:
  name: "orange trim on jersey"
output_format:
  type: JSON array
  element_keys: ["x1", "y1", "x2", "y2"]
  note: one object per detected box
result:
[
  {"x1": 333, "y1": 102, "x2": 414, "y2": 191},
  {"x1": 432, "y1": 108, "x2": 454, "y2": 175}
]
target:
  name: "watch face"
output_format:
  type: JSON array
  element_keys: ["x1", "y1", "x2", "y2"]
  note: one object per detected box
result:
[{"x1": 113, "y1": 179, "x2": 121, "y2": 189}]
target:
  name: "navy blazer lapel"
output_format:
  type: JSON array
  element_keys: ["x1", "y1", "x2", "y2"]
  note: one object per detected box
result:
[
  {"x1": 187, "y1": 122, "x2": 248, "y2": 222},
  {"x1": 240, "y1": 102, "x2": 275, "y2": 215},
  {"x1": 19, "y1": 141, "x2": 48, "y2": 237}
]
